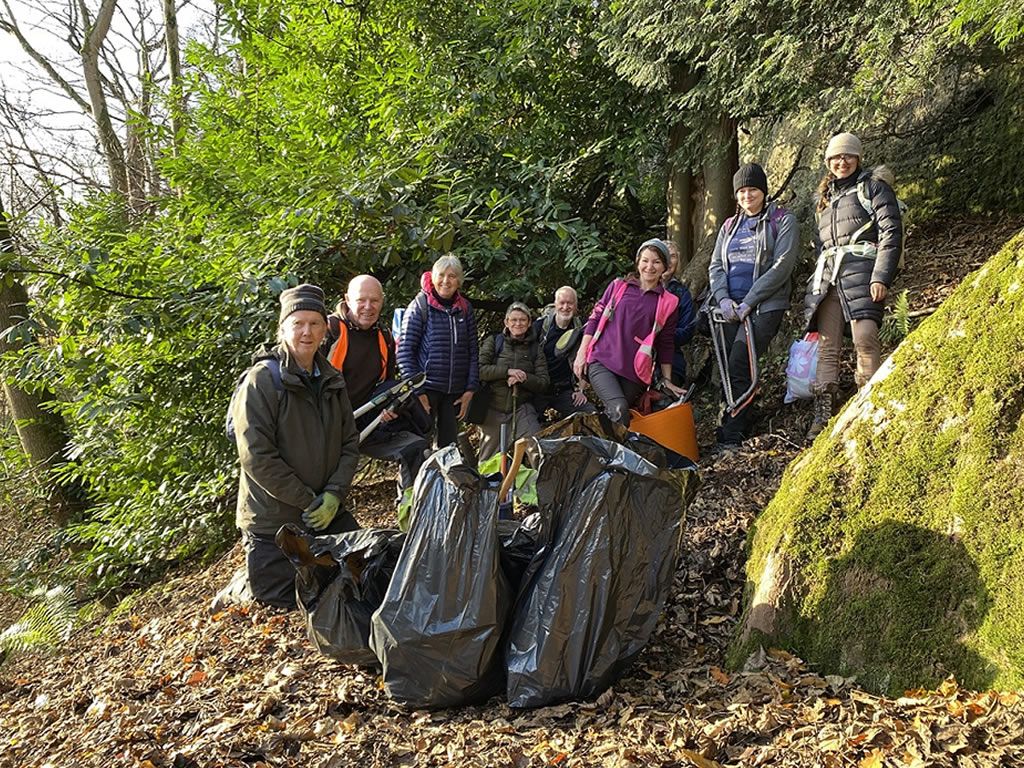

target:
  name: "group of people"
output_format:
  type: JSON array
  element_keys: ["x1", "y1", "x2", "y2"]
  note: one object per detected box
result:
[{"x1": 226, "y1": 131, "x2": 903, "y2": 608}]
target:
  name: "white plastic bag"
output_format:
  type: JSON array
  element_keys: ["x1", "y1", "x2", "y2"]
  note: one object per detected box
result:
[{"x1": 785, "y1": 332, "x2": 820, "y2": 403}]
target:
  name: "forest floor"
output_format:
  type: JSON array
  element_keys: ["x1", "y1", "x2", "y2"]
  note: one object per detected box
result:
[{"x1": 1, "y1": 215, "x2": 1023, "y2": 768}]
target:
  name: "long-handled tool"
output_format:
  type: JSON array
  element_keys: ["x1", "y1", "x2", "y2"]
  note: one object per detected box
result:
[
  {"x1": 355, "y1": 372, "x2": 427, "y2": 443},
  {"x1": 499, "y1": 387, "x2": 520, "y2": 495},
  {"x1": 495, "y1": 387, "x2": 520, "y2": 520},
  {"x1": 352, "y1": 372, "x2": 426, "y2": 420},
  {"x1": 498, "y1": 438, "x2": 527, "y2": 504},
  {"x1": 708, "y1": 309, "x2": 759, "y2": 417}
]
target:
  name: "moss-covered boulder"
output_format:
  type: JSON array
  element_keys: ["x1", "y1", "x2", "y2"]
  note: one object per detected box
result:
[{"x1": 731, "y1": 231, "x2": 1024, "y2": 695}]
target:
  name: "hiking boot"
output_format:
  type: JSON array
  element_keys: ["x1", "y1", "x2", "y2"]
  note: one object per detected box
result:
[{"x1": 806, "y1": 385, "x2": 836, "y2": 441}]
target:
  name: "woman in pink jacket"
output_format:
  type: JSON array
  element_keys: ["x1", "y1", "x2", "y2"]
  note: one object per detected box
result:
[{"x1": 573, "y1": 239, "x2": 685, "y2": 425}]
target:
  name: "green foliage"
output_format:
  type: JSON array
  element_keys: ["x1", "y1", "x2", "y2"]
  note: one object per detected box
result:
[
  {"x1": 879, "y1": 289, "x2": 911, "y2": 344},
  {"x1": 940, "y1": 0, "x2": 1024, "y2": 49},
  {"x1": 882, "y1": 63, "x2": 1024, "y2": 218},
  {"x1": 0, "y1": 586, "x2": 77, "y2": 664},
  {"x1": 600, "y1": 0, "x2": 939, "y2": 164},
  {"x1": 733, "y1": 231, "x2": 1024, "y2": 693},
  {"x1": 4, "y1": 0, "x2": 1024, "y2": 599},
  {"x1": 3, "y1": 0, "x2": 668, "y2": 591}
]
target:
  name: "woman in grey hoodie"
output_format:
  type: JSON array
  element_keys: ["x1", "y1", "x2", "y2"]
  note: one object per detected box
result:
[{"x1": 708, "y1": 163, "x2": 799, "y2": 448}]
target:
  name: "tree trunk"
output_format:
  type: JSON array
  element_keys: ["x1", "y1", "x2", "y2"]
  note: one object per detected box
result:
[
  {"x1": 681, "y1": 115, "x2": 738, "y2": 296},
  {"x1": 666, "y1": 65, "x2": 699, "y2": 267},
  {"x1": 0, "y1": 195, "x2": 84, "y2": 524},
  {"x1": 164, "y1": 0, "x2": 185, "y2": 157},
  {"x1": 79, "y1": 0, "x2": 129, "y2": 197}
]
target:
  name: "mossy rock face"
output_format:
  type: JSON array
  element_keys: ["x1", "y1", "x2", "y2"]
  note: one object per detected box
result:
[{"x1": 731, "y1": 231, "x2": 1024, "y2": 695}]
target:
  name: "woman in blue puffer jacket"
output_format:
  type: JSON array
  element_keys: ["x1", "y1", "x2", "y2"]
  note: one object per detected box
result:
[{"x1": 398, "y1": 254, "x2": 479, "y2": 448}]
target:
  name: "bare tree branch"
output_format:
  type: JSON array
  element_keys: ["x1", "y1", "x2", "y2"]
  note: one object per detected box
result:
[{"x1": 0, "y1": 0, "x2": 92, "y2": 113}]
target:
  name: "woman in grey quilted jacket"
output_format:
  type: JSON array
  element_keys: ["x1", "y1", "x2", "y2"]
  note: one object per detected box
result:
[{"x1": 804, "y1": 132, "x2": 904, "y2": 439}]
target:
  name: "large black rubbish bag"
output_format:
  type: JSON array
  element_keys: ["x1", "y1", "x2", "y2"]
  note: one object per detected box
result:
[
  {"x1": 506, "y1": 435, "x2": 698, "y2": 708},
  {"x1": 276, "y1": 525, "x2": 405, "y2": 666},
  {"x1": 498, "y1": 513, "x2": 546, "y2": 592},
  {"x1": 369, "y1": 445, "x2": 511, "y2": 708}
]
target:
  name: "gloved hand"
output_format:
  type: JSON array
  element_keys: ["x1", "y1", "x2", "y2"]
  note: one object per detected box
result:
[
  {"x1": 719, "y1": 298, "x2": 738, "y2": 322},
  {"x1": 736, "y1": 302, "x2": 752, "y2": 321},
  {"x1": 302, "y1": 491, "x2": 340, "y2": 531}
]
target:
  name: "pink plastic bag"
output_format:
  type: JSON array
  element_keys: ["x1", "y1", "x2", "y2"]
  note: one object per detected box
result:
[{"x1": 785, "y1": 332, "x2": 819, "y2": 403}]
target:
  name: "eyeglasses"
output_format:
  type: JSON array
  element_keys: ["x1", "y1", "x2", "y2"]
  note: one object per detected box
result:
[
  {"x1": 828, "y1": 153, "x2": 858, "y2": 163},
  {"x1": 506, "y1": 317, "x2": 530, "y2": 325}
]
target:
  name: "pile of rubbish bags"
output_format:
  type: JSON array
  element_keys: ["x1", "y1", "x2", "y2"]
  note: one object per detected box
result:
[{"x1": 280, "y1": 413, "x2": 699, "y2": 709}]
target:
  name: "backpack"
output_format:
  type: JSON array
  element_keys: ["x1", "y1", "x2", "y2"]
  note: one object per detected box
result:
[
  {"x1": 539, "y1": 306, "x2": 583, "y2": 358},
  {"x1": 393, "y1": 293, "x2": 429, "y2": 355},
  {"x1": 852, "y1": 171, "x2": 908, "y2": 273},
  {"x1": 225, "y1": 359, "x2": 284, "y2": 441},
  {"x1": 723, "y1": 203, "x2": 787, "y2": 242}
]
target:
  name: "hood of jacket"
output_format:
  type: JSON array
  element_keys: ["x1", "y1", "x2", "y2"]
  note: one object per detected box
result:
[{"x1": 420, "y1": 271, "x2": 470, "y2": 314}]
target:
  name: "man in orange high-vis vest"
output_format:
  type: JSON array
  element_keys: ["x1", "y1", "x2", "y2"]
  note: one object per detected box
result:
[{"x1": 325, "y1": 276, "x2": 430, "y2": 514}]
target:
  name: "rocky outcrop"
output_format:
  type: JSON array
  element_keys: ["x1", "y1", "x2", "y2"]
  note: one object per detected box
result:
[{"x1": 731, "y1": 231, "x2": 1024, "y2": 695}]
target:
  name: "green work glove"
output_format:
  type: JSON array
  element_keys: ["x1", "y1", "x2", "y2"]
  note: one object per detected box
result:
[{"x1": 302, "y1": 491, "x2": 340, "y2": 531}]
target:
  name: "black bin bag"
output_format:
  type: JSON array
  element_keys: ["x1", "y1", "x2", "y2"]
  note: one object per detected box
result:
[
  {"x1": 277, "y1": 525, "x2": 405, "y2": 666},
  {"x1": 498, "y1": 513, "x2": 545, "y2": 592},
  {"x1": 369, "y1": 446, "x2": 511, "y2": 708},
  {"x1": 506, "y1": 435, "x2": 699, "y2": 708}
]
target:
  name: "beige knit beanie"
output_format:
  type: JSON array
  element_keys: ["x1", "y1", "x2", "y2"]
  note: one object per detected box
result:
[{"x1": 824, "y1": 132, "x2": 863, "y2": 165}]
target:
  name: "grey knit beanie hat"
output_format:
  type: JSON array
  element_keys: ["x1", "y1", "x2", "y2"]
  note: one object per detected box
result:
[
  {"x1": 279, "y1": 283, "x2": 328, "y2": 322},
  {"x1": 635, "y1": 238, "x2": 670, "y2": 270},
  {"x1": 733, "y1": 163, "x2": 768, "y2": 196},
  {"x1": 824, "y1": 132, "x2": 863, "y2": 164},
  {"x1": 505, "y1": 301, "x2": 532, "y2": 319}
]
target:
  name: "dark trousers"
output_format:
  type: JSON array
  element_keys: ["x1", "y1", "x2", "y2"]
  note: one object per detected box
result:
[
  {"x1": 359, "y1": 419, "x2": 429, "y2": 498},
  {"x1": 425, "y1": 390, "x2": 460, "y2": 448},
  {"x1": 243, "y1": 509, "x2": 359, "y2": 609},
  {"x1": 534, "y1": 387, "x2": 596, "y2": 422},
  {"x1": 717, "y1": 309, "x2": 784, "y2": 444},
  {"x1": 587, "y1": 361, "x2": 646, "y2": 427}
]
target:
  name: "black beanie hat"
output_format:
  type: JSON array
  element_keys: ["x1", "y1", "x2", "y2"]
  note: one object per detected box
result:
[
  {"x1": 279, "y1": 283, "x2": 328, "y2": 322},
  {"x1": 733, "y1": 163, "x2": 769, "y2": 197}
]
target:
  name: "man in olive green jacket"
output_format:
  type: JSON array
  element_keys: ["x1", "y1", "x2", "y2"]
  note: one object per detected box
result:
[{"x1": 229, "y1": 284, "x2": 360, "y2": 609}]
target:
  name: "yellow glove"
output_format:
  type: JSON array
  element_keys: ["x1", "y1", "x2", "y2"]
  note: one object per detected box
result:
[{"x1": 302, "y1": 492, "x2": 340, "y2": 531}]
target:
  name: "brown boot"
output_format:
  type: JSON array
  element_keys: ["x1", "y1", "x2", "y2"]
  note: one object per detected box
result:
[{"x1": 806, "y1": 384, "x2": 837, "y2": 441}]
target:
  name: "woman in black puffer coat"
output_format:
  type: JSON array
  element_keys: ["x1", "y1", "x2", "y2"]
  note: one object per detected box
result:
[{"x1": 804, "y1": 132, "x2": 904, "y2": 439}]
